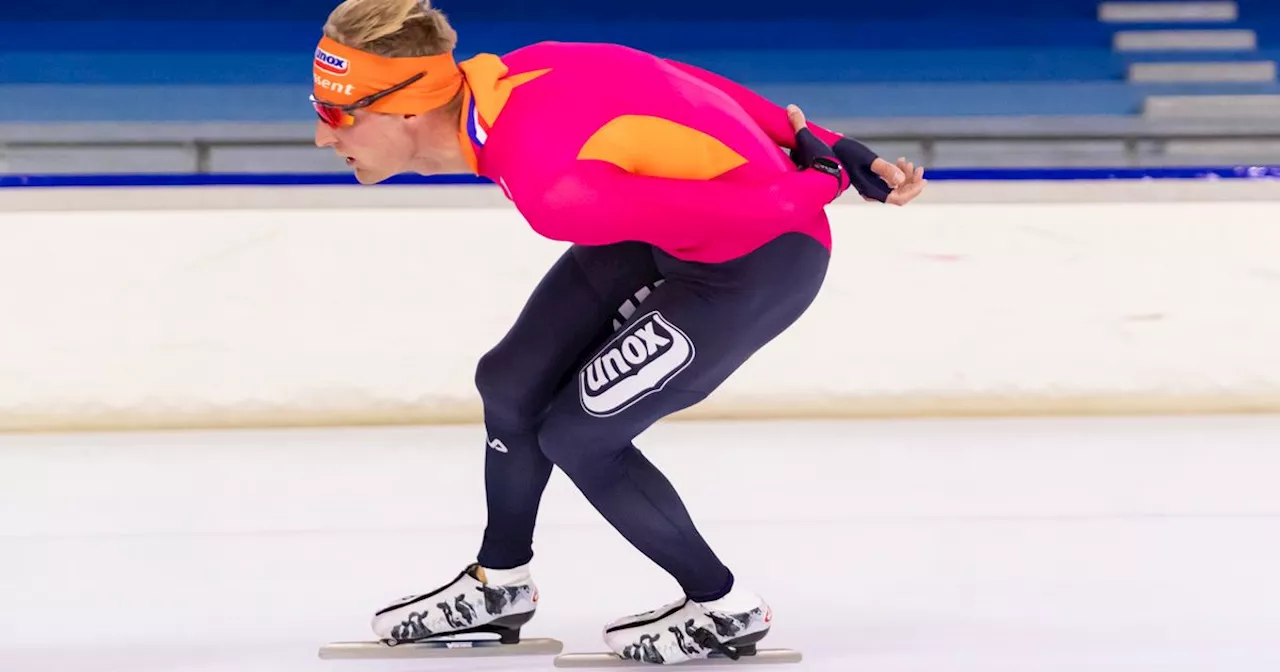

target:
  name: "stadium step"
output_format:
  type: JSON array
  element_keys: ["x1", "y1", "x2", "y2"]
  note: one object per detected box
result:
[
  {"x1": 1113, "y1": 29, "x2": 1256, "y2": 51},
  {"x1": 1128, "y1": 61, "x2": 1277, "y2": 83},
  {"x1": 1098, "y1": 1, "x2": 1238, "y2": 23},
  {"x1": 1143, "y1": 93, "x2": 1280, "y2": 118}
]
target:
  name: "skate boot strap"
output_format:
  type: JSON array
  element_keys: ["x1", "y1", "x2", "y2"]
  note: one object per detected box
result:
[{"x1": 692, "y1": 627, "x2": 741, "y2": 661}]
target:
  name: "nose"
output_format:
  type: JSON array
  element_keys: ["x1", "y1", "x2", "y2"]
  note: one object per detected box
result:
[{"x1": 315, "y1": 120, "x2": 337, "y2": 148}]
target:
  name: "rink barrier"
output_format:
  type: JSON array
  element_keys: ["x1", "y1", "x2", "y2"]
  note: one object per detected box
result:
[
  {"x1": 2, "y1": 164, "x2": 1280, "y2": 188},
  {"x1": 1, "y1": 173, "x2": 1278, "y2": 432}
]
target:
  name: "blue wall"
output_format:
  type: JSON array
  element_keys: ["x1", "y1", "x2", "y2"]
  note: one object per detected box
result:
[
  {"x1": 6, "y1": 0, "x2": 1278, "y2": 21},
  {"x1": 0, "y1": 0, "x2": 1121, "y2": 21},
  {"x1": 13, "y1": 18, "x2": 1280, "y2": 53},
  {"x1": 4, "y1": 0, "x2": 1280, "y2": 121}
]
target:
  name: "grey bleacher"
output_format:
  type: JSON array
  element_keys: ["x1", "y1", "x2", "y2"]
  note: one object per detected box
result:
[
  {"x1": 7, "y1": 113, "x2": 1280, "y2": 174},
  {"x1": 5, "y1": 0, "x2": 1280, "y2": 174},
  {"x1": 1144, "y1": 93, "x2": 1280, "y2": 117}
]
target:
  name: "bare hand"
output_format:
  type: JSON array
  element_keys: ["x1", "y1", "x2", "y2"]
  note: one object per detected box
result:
[{"x1": 873, "y1": 157, "x2": 927, "y2": 206}]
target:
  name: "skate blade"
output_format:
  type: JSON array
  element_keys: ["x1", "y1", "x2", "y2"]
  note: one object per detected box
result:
[
  {"x1": 319, "y1": 637, "x2": 564, "y2": 660},
  {"x1": 553, "y1": 648, "x2": 802, "y2": 667}
]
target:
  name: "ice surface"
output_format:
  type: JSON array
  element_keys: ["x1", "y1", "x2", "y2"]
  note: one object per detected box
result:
[{"x1": 2, "y1": 415, "x2": 1280, "y2": 672}]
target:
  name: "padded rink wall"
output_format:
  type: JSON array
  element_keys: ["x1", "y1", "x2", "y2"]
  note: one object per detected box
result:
[{"x1": 1, "y1": 173, "x2": 1279, "y2": 433}]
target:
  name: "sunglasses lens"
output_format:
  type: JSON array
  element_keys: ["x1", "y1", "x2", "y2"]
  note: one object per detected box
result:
[{"x1": 312, "y1": 100, "x2": 349, "y2": 128}]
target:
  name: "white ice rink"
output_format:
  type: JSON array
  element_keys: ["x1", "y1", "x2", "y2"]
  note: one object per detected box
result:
[{"x1": 3, "y1": 415, "x2": 1280, "y2": 672}]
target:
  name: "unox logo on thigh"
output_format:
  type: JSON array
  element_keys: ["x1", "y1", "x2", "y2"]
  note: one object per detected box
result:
[
  {"x1": 580, "y1": 311, "x2": 695, "y2": 417},
  {"x1": 315, "y1": 47, "x2": 349, "y2": 76}
]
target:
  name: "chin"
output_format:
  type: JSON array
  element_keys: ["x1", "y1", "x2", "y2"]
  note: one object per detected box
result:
[{"x1": 353, "y1": 167, "x2": 392, "y2": 185}]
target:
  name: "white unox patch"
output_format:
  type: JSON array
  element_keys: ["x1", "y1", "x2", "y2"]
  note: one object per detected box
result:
[
  {"x1": 314, "y1": 47, "x2": 349, "y2": 76},
  {"x1": 579, "y1": 311, "x2": 695, "y2": 417}
]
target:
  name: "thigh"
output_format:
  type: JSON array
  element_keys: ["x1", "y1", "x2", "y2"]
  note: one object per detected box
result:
[
  {"x1": 476, "y1": 242, "x2": 664, "y2": 423},
  {"x1": 541, "y1": 233, "x2": 831, "y2": 443}
]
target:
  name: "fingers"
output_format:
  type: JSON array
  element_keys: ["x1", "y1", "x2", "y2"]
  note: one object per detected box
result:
[
  {"x1": 887, "y1": 187, "x2": 919, "y2": 205},
  {"x1": 884, "y1": 160, "x2": 927, "y2": 206},
  {"x1": 786, "y1": 104, "x2": 807, "y2": 133},
  {"x1": 872, "y1": 157, "x2": 906, "y2": 188},
  {"x1": 895, "y1": 158, "x2": 919, "y2": 184},
  {"x1": 887, "y1": 173, "x2": 927, "y2": 205},
  {"x1": 897, "y1": 161, "x2": 924, "y2": 188},
  {"x1": 905, "y1": 161, "x2": 926, "y2": 188}
]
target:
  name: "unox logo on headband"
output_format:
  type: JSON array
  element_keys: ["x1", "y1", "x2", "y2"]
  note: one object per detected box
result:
[{"x1": 315, "y1": 47, "x2": 349, "y2": 76}]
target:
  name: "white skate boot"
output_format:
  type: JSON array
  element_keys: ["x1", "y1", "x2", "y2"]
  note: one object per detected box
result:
[
  {"x1": 598, "y1": 588, "x2": 774, "y2": 665},
  {"x1": 371, "y1": 563, "x2": 539, "y2": 646},
  {"x1": 318, "y1": 564, "x2": 563, "y2": 660}
]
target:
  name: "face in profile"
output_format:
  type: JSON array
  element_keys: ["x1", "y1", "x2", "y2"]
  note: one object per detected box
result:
[
  {"x1": 314, "y1": 109, "x2": 422, "y2": 184},
  {"x1": 314, "y1": 106, "x2": 466, "y2": 183}
]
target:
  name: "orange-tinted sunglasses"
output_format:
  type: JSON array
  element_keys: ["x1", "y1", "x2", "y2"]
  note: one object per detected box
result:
[{"x1": 310, "y1": 71, "x2": 426, "y2": 128}]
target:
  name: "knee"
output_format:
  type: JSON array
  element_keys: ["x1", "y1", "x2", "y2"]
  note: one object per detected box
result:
[
  {"x1": 536, "y1": 411, "x2": 614, "y2": 483},
  {"x1": 475, "y1": 345, "x2": 546, "y2": 429}
]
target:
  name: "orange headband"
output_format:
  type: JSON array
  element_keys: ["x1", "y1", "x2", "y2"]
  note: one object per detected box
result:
[{"x1": 312, "y1": 35, "x2": 464, "y2": 113}]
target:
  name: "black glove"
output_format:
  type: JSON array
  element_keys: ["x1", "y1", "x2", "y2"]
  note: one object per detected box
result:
[
  {"x1": 791, "y1": 135, "x2": 892, "y2": 203},
  {"x1": 791, "y1": 127, "x2": 850, "y2": 202}
]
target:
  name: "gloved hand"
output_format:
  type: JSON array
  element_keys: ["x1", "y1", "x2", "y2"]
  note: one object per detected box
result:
[
  {"x1": 786, "y1": 104, "x2": 850, "y2": 202},
  {"x1": 788, "y1": 109, "x2": 927, "y2": 206}
]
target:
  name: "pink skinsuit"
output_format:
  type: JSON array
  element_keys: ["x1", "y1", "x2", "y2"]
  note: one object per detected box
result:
[{"x1": 461, "y1": 42, "x2": 849, "y2": 264}]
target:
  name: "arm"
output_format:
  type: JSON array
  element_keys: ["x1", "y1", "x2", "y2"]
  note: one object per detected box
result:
[
  {"x1": 665, "y1": 58, "x2": 890, "y2": 201},
  {"x1": 511, "y1": 158, "x2": 844, "y2": 249},
  {"x1": 665, "y1": 59, "x2": 847, "y2": 150}
]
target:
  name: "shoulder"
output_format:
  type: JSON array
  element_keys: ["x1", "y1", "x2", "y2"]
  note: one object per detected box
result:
[{"x1": 499, "y1": 41, "x2": 685, "y2": 90}]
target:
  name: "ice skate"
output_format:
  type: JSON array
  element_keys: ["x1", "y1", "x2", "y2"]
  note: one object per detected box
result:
[
  {"x1": 318, "y1": 563, "x2": 563, "y2": 660},
  {"x1": 554, "y1": 588, "x2": 801, "y2": 667}
]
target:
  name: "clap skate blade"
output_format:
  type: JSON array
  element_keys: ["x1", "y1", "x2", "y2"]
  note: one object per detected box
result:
[
  {"x1": 553, "y1": 647, "x2": 803, "y2": 667},
  {"x1": 319, "y1": 629, "x2": 564, "y2": 660}
]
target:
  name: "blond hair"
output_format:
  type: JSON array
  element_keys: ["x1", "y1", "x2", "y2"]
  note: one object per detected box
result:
[
  {"x1": 324, "y1": 0, "x2": 464, "y2": 115},
  {"x1": 324, "y1": 0, "x2": 458, "y2": 58}
]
